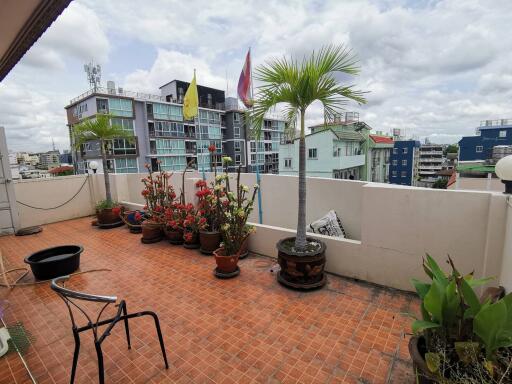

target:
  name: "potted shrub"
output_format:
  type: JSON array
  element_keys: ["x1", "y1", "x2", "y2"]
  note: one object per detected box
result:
[
  {"x1": 251, "y1": 45, "x2": 366, "y2": 289},
  {"x1": 213, "y1": 163, "x2": 258, "y2": 276},
  {"x1": 181, "y1": 203, "x2": 201, "y2": 249},
  {"x1": 163, "y1": 203, "x2": 185, "y2": 245},
  {"x1": 140, "y1": 163, "x2": 175, "y2": 243},
  {"x1": 121, "y1": 209, "x2": 146, "y2": 233},
  {"x1": 409, "y1": 254, "x2": 512, "y2": 383},
  {"x1": 72, "y1": 113, "x2": 134, "y2": 228},
  {"x1": 196, "y1": 179, "x2": 221, "y2": 254}
]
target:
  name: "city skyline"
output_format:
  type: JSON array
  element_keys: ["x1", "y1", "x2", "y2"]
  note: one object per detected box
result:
[{"x1": 1, "y1": 0, "x2": 512, "y2": 152}]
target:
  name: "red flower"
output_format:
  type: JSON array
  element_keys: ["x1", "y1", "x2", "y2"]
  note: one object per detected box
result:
[
  {"x1": 112, "y1": 207, "x2": 121, "y2": 216},
  {"x1": 184, "y1": 232, "x2": 193, "y2": 242},
  {"x1": 199, "y1": 217, "x2": 207, "y2": 225},
  {"x1": 208, "y1": 144, "x2": 216, "y2": 153},
  {"x1": 134, "y1": 211, "x2": 142, "y2": 222}
]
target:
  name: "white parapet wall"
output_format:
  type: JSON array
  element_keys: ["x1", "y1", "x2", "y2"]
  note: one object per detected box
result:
[
  {"x1": 18, "y1": 171, "x2": 507, "y2": 292},
  {"x1": 14, "y1": 175, "x2": 95, "y2": 228}
]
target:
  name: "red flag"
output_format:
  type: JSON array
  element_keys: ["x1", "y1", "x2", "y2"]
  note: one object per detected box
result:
[{"x1": 238, "y1": 49, "x2": 253, "y2": 108}]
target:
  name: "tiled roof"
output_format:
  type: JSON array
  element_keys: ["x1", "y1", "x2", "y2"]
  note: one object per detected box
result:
[{"x1": 370, "y1": 135, "x2": 393, "y2": 144}]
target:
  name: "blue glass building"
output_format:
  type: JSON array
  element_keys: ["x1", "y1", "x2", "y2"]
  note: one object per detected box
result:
[{"x1": 388, "y1": 140, "x2": 421, "y2": 186}]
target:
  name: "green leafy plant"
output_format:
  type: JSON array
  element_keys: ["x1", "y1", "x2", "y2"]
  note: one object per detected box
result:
[
  {"x1": 251, "y1": 45, "x2": 366, "y2": 252},
  {"x1": 95, "y1": 199, "x2": 120, "y2": 211},
  {"x1": 73, "y1": 113, "x2": 134, "y2": 205},
  {"x1": 411, "y1": 255, "x2": 512, "y2": 382}
]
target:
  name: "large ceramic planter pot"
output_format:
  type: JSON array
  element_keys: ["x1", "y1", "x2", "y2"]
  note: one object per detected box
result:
[
  {"x1": 408, "y1": 336, "x2": 437, "y2": 384},
  {"x1": 213, "y1": 248, "x2": 239, "y2": 274},
  {"x1": 141, "y1": 221, "x2": 163, "y2": 244},
  {"x1": 164, "y1": 227, "x2": 184, "y2": 245},
  {"x1": 183, "y1": 232, "x2": 200, "y2": 249},
  {"x1": 96, "y1": 208, "x2": 123, "y2": 228},
  {"x1": 276, "y1": 236, "x2": 327, "y2": 290},
  {"x1": 199, "y1": 230, "x2": 221, "y2": 254}
]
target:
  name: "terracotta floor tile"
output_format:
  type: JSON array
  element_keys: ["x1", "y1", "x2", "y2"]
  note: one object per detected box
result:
[{"x1": 0, "y1": 217, "x2": 417, "y2": 384}]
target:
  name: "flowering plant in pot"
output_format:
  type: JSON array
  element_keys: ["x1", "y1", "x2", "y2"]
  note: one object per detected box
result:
[
  {"x1": 140, "y1": 162, "x2": 175, "y2": 243},
  {"x1": 251, "y1": 45, "x2": 366, "y2": 289},
  {"x1": 213, "y1": 162, "x2": 258, "y2": 274},
  {"x1": 164, "y1": 203, "x2": 185, "y2": 245},
  {"x1": 409, "y1": 254, "x2": 512, "y2": 383},
  {"x1": 121, "y1": 209, "x2": 146, "y2": 233},
  {"x1": 181, "y1": 203, "x2": 201, "y2": 249},
  {"x1": 195, "y1": 179, "x2": 221, "y2": 254},
  {"x1": 94, "y1": 200, "x2": 124, "y2": 226}
]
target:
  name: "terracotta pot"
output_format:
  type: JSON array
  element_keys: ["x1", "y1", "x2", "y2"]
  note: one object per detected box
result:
[
  {"x1": 141, "y1": 221, "x2": 163, "y2": 244},
  {"x1": 96, "y1": 208, "x2": 121, "y2": 225},
  {"x1": 238, "y1": 234, "x2": 250, "y2": 259},
  {"x1": 213, "y1": 247, "x2": 239, "y2": 273},
  {"x1": 183, "y1": 232, "x2": 200, "y2": 249},
  {"x1": 276, "y1": 236, "x2": 327, "y2": 290},
  {"x1": 408, "y1": 336, "x2": 437, "y2": 384},
  {"x1": 199, "y1": 230, "x2": 221, "y2": 254},
  {"x1": 164, "y1": 227, "x2": 184, "y2": 245}
]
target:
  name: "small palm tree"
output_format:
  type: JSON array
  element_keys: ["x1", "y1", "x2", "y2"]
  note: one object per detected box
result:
[
  {"x1": 73, "y1": 113, "x2": 134, "y2": 205},
  {"x1": 252, "y1": 45, "x2": 366, "y2": 251}
]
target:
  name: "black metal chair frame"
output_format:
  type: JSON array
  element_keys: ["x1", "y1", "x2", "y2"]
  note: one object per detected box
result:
[{"x1": 51, "y1": 276, "x2": 169, "y2": 384}]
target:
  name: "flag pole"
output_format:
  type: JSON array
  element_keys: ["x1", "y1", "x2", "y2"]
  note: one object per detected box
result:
[{"x1": 249, "y1": 47, "x2": 263, "y2": 224}]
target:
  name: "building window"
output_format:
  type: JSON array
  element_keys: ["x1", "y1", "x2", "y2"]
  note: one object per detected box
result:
[
  {"x1": 115, "y1": 158, "x2": 138, "y2": 173},
  {"x1": 401, "y1": 171, "x2": 407, "y2": 178},
  {"x1": 111, "y1": 118, "x2": 134, "y2": 132},
  {"x1": 284, "y1": 158, "x2": 292, "y2": 168},
  {"x1": 402, "y1": 147, "x2": 408, "y2": 154},
  {"x1": 108, "y1": 98, "x2": 133, "y2": 117},
  {"x1": 392, "y1": 170, "x2": 397, "y2": 177},
  {"x1": 476, "y1": 146, "x2": 483, "y2": 153},
  {"x1": 234, "y1": 113, "x2": 240, "y2": 122},
  {"x1": 235, "y1": 154, "x2": 242, "y2": 164},
  {"x1": 234, "y1": 141, "x2": 241, "y2": 152},
  {"x1": 112, "y1": 139, "x2": 136, "y2": 155},
  {"x1": 393, "y1": 148, "x2": 398, "y2": 154},
  {"x1": 402, "y1": 159, "x2": 407, "y2": 166},
  {"x1": 308, "y1": 148, "x2": 317, "y2": 159},
  {"x1": 392, "y1": 160, "x2": 397, "y2": 166},
  {"x1": 234, "y1": 126, "x2": 240, "y2": 138},
  {"x1": 499, "y1": 130, "x2": 507, "y2": 138}
]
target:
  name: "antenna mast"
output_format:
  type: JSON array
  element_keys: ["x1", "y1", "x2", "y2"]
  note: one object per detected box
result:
[{"x1": 84, "y1": 60, "x2": 102, "y2": 91}]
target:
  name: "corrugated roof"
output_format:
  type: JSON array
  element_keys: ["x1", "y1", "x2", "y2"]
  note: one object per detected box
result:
[
  {"x1": 333, "y1": 131, "x2": 365, "y2": 141},
  {"x1": 370, "y1": 135, "x2": 393, "y2": 144}
]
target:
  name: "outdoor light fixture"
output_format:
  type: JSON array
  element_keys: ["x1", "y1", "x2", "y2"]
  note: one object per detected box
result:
[
  {"x1": 89, "y1": 161, "x2": 98, "y2": 174},
  {"x1": 495, "y1": 155, "x2": 512, "y2": 194}
]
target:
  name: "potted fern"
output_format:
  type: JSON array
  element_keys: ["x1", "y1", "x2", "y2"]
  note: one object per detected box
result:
[{"x1": 251, "y1": 45, "x2": 366, "y2": 289}]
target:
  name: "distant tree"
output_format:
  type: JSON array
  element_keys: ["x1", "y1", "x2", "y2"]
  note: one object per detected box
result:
[
  {"x1": 432, "y1": 178, "x2": 448, "y2": 189},
  {"x1": 445, "y1": 144, "x2": 458, "y2": 155}
]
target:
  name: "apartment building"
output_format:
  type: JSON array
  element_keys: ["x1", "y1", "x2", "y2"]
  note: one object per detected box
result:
[
  {"x1": 368, "y1": 134, "x2": 393, "y2": 183},
  {"x1": 389, "y1": 140, "x2": 421, "y2": 186},
  {"x1": 417, "y1": 144, "x2": 444, "y2": 186},
  {"x1": 65, "y1": 82, "x2": 286, "y2": 175},
  {"x1": 459, "y1": 119, "x2": 512, "y2": 162}
]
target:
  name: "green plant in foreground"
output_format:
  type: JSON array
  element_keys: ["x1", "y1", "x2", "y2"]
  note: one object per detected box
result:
[
  {"x1": 411, "y1": 255, "x2": 512, "y2": 381},
  {"x1": 95, "y1": 199, "x2": 119, "y2": 211}
]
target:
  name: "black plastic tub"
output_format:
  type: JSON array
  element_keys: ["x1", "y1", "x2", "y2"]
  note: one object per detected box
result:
[{"x1": 24, "y1": 245, "x2": 83, "y2": 280}]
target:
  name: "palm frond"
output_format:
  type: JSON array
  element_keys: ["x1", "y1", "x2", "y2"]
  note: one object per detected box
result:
[{"x1": 72, "y1": 113, "x2": 134, "y2": 149}]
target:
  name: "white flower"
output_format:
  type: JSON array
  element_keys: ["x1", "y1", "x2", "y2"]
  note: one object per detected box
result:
[
  {"x1": 222, "y1": 156, "x2": 233, "y2": 164},
  {"x1": 215, "y1": 175, "x2": 223, "y2": 181},
  {"x1": 222, "y1": 223, "x2": 230, "y2": 231},
  {"x1": 241, "y1": 185, "x2": 249, "y2": 192},
  {"x1": 253, "y1": 184, "x2": 259, "y2": 190},
  {"x1": 214, "y1": 185, "x2": 221, "y2": 191}
]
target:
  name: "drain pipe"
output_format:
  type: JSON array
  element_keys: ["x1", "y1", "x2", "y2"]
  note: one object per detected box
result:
[{"x1": 496, "y1": 156, "x2": 512, "y2": 292}]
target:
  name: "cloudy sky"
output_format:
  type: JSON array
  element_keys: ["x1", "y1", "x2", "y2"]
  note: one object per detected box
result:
[{"x1": 1, "y1": 0, "x2": 511, "y2": 152}]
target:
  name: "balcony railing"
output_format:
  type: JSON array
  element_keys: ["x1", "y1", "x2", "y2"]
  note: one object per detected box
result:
[{"x1": 480, "y1": 119, "x2": 512, "y2": 127}]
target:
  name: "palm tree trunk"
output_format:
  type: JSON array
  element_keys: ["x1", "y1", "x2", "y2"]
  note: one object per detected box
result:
[
  {"x1": 100, "y1": 140, "x2": 112, "y2": 203},
  {"x1": 295, "y1": 109, "x2": 307, "y2": 251}
]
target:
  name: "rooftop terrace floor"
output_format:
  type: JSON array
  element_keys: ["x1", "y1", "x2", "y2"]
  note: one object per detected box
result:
[{"x1": 0, "y1": 218, "x2": 418, "y2": 384}]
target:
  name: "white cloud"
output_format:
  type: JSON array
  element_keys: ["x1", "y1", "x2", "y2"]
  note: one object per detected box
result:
[{"x1": 3, "y1": 0, "x2": 512, "y2": 151}]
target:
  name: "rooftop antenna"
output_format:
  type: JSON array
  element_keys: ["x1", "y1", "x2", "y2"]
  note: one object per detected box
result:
[
  {"x1": 84, "y1": 60, "x2": 101, "y2": 91},
  {"x1": 51, "y1": 137, "x2": 56, "y2": 151}
]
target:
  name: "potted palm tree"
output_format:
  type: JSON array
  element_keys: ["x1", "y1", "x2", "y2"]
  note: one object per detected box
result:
[
  {"x1": 251, "y1": 45, "x2": 366, "y2": 289},
  {"x1": 72, "y1": 113, "x2": 134, "y2": 228}
]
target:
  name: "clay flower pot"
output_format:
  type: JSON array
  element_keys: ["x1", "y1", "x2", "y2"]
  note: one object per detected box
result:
[
  {"x1": 96, "y1": 207, "x2": 123, "y2": 228},
  {"x1": 213, "y1": 247, "x2": 240, "y2": 274},
  {"x1": 141, "y1": 221, "x2": 163, "y2": 244},
  {"x1": 199, "y1": 230, "x2": 221, "y2": 255},
  {"x1": 183, "y1": 232, "x2": 200, "y2": 249},
  {"x1": 164, "y1": 227, "x2": 184, "y2": 245},
  {"x1": 408, "y1": 336, "x2": 437, "y2": 384}
]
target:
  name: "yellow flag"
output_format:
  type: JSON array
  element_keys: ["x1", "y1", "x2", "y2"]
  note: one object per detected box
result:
[{"x1": 183, "y1": 71, "x2": 198, "y2": 120}]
